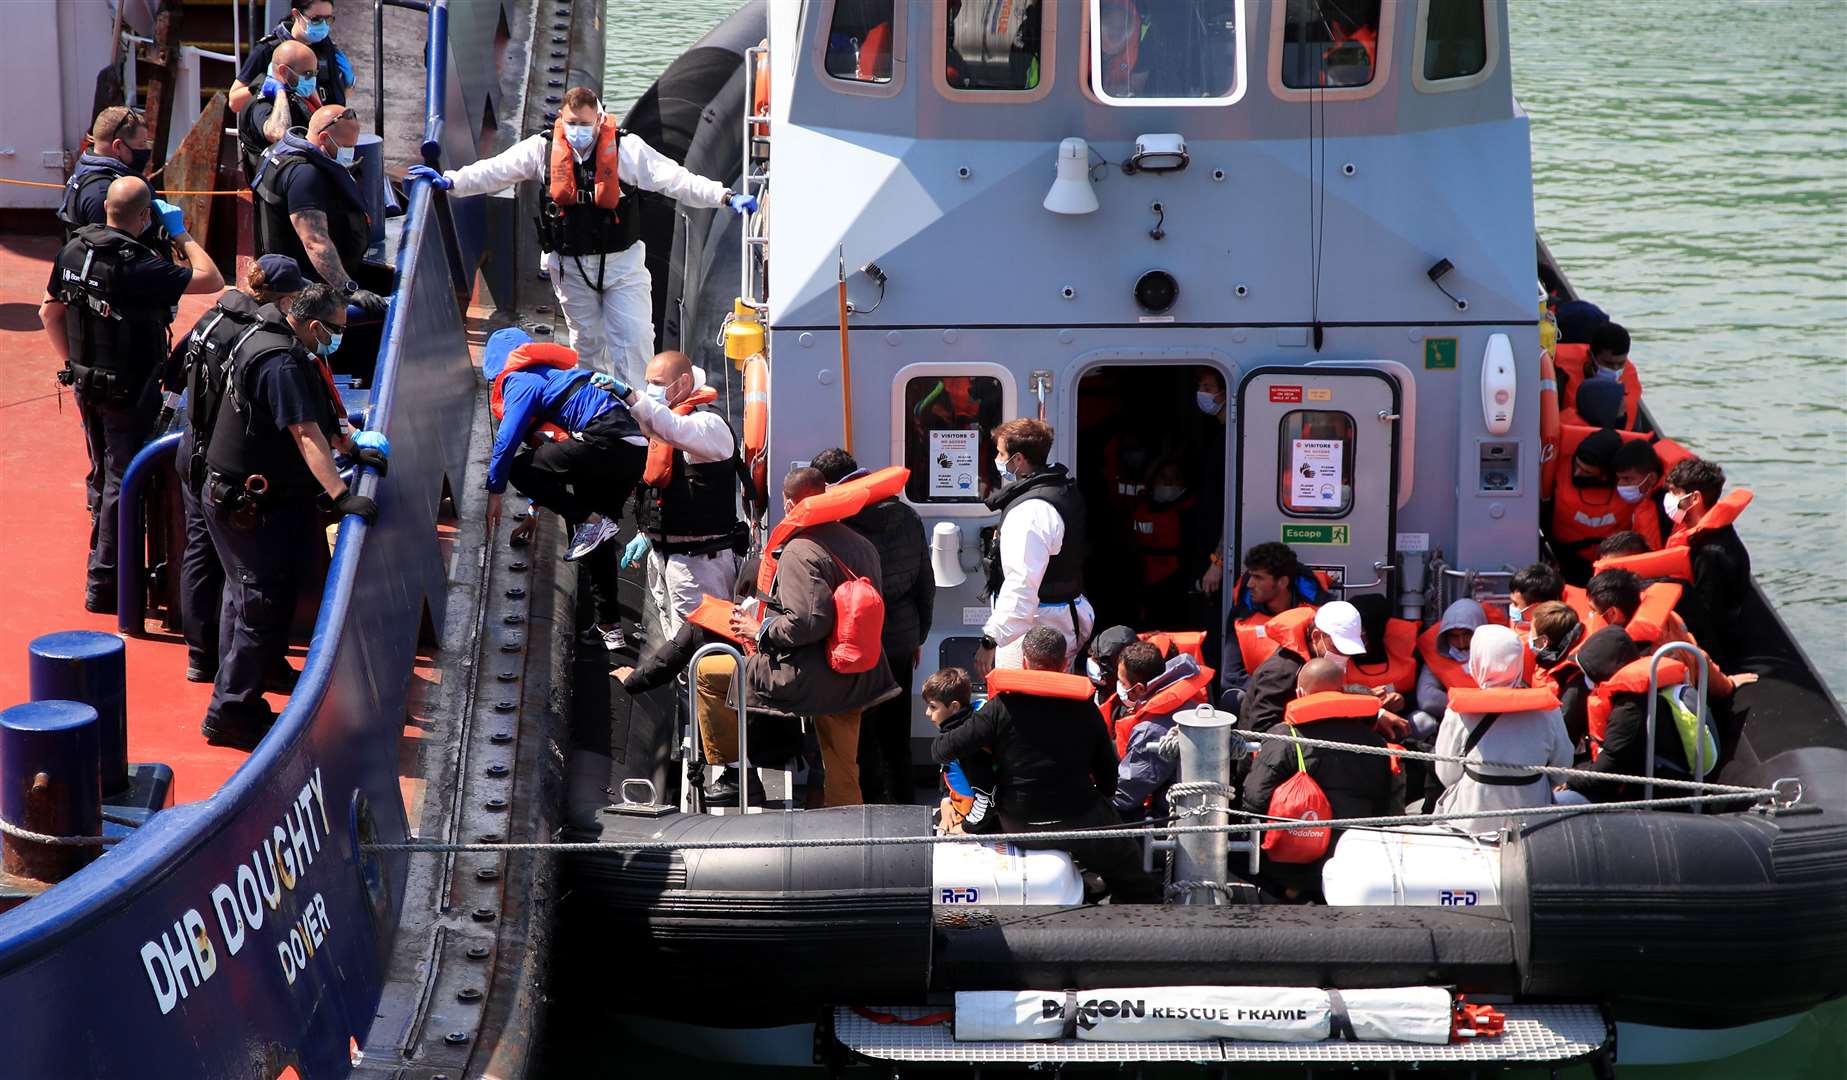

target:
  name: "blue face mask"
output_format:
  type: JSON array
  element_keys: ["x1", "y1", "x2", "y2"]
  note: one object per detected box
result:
[
  {"x1": 317, "y1": 325, "x2": 343, "y2": 356},
  {"x1": 995, "y1": 456, "x2": 1017, "y2": 485},
  {"x1": 564, "y1": 123, "x2": 598, "y2": 153},
  {"x1": 301, "y1": 17, "x2": 332, "y2": 44},
  {"x1": 294, "y1": 73, "x2": 318, "y2": 100}
]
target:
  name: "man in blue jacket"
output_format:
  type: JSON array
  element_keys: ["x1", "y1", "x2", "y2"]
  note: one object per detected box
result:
[{"x1": 483, "y1": 329, "x2": 646, "y2": 651}]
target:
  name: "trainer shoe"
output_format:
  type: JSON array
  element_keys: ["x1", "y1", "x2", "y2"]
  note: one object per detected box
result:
[
  {"x1": 565, "y1": 516, "x2": 620, "y2": 562},
  {"x1": 592, "y1": 622, "x2": 628, "y2": 652}
]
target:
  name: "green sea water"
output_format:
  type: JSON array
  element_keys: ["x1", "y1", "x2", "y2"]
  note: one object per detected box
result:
[{"x1": 592, "y1": 1, "x2": 1847, "y2": 1075}]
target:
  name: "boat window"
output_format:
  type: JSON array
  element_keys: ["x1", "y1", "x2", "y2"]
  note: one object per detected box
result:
[
  {"x1": 1087, "y1": 0, "x2": 1245, "y2": 106},
  {"x1": 1421, "y1": 0, "x2": 1487, "y2": 81},
  {"x1": 1280, "y1": 0, "x2": 1382, "y2": 89},
  {"x1": 903, "y1": 375, "x2": 1005, "y2": 505},
  {"x1": 825, "y1": 0, "x2": 897, "y2": 83},
  {"x1": 945, "y1": 0, "x2": 1045, "y2": 92},
  {"x1": 1277, "y1": 410, "x2": 1356, "y2": 517}
]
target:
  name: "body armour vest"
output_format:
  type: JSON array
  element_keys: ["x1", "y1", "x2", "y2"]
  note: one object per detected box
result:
[
  {"x1": 535, "y1": 131, "x2": 640, "y2": 257},
  {"x1": 53, "y1": 225, "x2": 172, "y2": 404},
  {"x1": 637, "y1": 409, "x2": 742, "y2": 549},
  {"x1": 983, "y1": 466, "x2": 1087, "y2": 605}
]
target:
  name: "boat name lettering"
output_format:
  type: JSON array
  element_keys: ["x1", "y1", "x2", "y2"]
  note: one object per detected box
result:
[
  {"x1": 138, "y1": 767, "x2": 334, "y2": 1015},
  {"x1": 940, "y1": 887, "x2": 980, "y2": 904},
  {"x1": 1439, "y1": 889, "x2": 1480, "y2": 906}
]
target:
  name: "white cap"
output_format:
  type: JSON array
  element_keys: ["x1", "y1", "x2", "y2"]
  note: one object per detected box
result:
[{"x1": 1313, "y1": 601, "x2": 1367, "y2": 656}]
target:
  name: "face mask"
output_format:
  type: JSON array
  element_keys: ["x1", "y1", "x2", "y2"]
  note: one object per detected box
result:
[
  {"x1": 1666, "y1": 494, "x2": 1693, "y2": 524},
  {"x1": 1581, "y1": 673, "x2": 1598, "y2": 692},
  {"x1": 301, "y1": 17, "x2": 332, "y2": 44},
  {"x1": 644, "y1": 384, "x2": 668, "y2": 403},
  {"x1": 995, "y1": 456, "x2": 1017, "y2": 485},
  {"x1": 1085, "y1": 657, "x2": 1104, "y2": 683},
  {"x1": 564, "y1": 123, "x2": 597, "y2": 152},
  {"x1": 1446, "y1": 645, "x2": 1469, "y2": 662},
  {"x1": 334, "y1": 143, "x2": 355, "y2": 167},
  {"x1": 1196, "y1": 391, "x2": 1223, "y2": 415},
  {"x1": 1508, "y1": 603, "x2": 1527, "y2": 624},
  {"x1": 1591, "y1": 366, "x2": 1622, "y2": 382},
  {"x1": 1152, "y1": 484, "x2": 1185, "y2": 503},
  {"x1": 294, "y1": 73, "x2": 318, "y2": 100},
  {"x1": 316, "y1": 325, "x2": 343, "y2": 356},
  {"x1": 1114, "y1": 682, "x2": 1134, "y2": 706},
  {"x1": 1616, "y1": 484, "x2": 1645, "y2": 504},
  {"x1": 127, "y1": 146, "x2": 152, "y2": 175}
]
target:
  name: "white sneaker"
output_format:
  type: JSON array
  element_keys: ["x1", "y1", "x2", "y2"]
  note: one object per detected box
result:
[
  {"x1": 593, "y1": 622, "x2": 629, "y2": 652},
  {"x1": 566, "y1": 516, "x2": 620, "y2": 561}
]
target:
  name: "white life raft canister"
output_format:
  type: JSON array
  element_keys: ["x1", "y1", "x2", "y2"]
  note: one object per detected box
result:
[
  {"x1": 932, "y1": 842, "x2": 1084, "y2": 906},
  {"x1": 954, "y1": 985, "x2": 1455, "y2": 1044},
  {"x1": 1319, "y1": 826, "x2": 1503, "y2": 908}
]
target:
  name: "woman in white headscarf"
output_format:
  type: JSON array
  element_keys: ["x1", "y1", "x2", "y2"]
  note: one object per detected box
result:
[{"x1": 1432, "y1": 623, "x2": 1573, "y2": 831}]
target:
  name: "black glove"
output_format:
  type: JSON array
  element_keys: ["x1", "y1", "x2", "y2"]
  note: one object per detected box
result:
[
  {"x1": 333, "y1": 491, "x2": 379, "y2": 523},
  {"x1": 352, "y1": 446, "x2": 389, "y2": 477},
  {"x1": 346, "y1": 288, "x2": 389, "y2": 317}
]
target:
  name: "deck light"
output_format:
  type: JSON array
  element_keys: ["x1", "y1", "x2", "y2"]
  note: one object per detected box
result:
[{"x1": 1043, "y1": 138, "x2": 1099, "y2": 215}]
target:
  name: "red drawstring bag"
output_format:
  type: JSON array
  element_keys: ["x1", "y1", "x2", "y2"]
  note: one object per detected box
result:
[
  {"x1": 824, "y1": 549, "x2": 885, "y2": 674},
  {"x1": 1261, "y1": 726, "x2": 1333, "y2": 863}
]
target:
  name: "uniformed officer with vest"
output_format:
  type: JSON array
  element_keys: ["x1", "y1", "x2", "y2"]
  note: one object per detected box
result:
[
  {"x1": 237, "y1": 39, "x2": 324, "y2": 184},
  {"x1": 57, "y1": 106, "x2": 171, "y2": 258},
  {"x1": 230, "y1": 1, "x2": 351, "y2": 113},
  {"x1": 168, "y1": 255, "x2": 310, "y2": 682},
  {"x1": 197, "y1": 284, "x2": 384, "y2": 749},
  {"x1": 39, "y1": 176, "x2": 224, "y2": 612},
  {"x1": 406, "y1": 86, "x2": 755, "y2": 385},
  {"x1": 597, "y1": 349, "x2": 744, "y2": 640},
  {"x1": 975, "y1": 418, "x2": 1094, "y2": 676},
  {"x1": 252, "y1": 104, "x2": 388, "y2": 344}
]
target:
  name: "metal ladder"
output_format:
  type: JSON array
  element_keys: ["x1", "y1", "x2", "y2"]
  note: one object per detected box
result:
[
  {"x1": 680, "y1": 642, "x2": 794, "y2": 815},
  {"x1": 739, "y1": 43, "x2": 771, "y2": 311},
  {"x1": 1643, "y1": 640, "x2": 1715, "y2": 810}
]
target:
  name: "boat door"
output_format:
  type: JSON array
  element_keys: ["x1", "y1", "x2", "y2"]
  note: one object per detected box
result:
[{"x1": 1235, "y1": 368, "x2": 1399, "y2": 598}]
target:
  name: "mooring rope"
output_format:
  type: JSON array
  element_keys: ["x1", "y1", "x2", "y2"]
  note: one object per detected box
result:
[{"x1": 0, "y1": 815, "x2": 121, "y2": 847}]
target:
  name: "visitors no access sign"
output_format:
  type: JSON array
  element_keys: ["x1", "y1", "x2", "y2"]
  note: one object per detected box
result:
[{"x1": 1282, "y1": 523, "x2": 1350, "y2": 545}]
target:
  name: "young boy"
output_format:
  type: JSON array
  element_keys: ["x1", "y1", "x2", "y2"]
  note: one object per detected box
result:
[{"x1": 923, "y1": 667, "x2": 996, "y2": 834}]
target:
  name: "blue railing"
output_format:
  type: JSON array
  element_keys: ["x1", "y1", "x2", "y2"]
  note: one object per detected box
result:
[{"x1": 0, "y1": 4, "x2": 478, "y2": 1077}]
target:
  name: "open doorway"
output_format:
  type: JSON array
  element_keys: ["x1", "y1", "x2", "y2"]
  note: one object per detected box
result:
[{"x1": 1073, "y1": 363, "x2": 1231, "y2": 645}]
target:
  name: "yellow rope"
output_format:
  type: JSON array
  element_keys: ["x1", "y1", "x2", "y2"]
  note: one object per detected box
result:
[{"x1": 0, "y1": 175, "x2": 242, "y2": 197}]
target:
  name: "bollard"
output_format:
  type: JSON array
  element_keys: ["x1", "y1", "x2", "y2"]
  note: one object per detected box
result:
[
  {"x1": 1174, "y1": 705, "x2": 1237, "y2": 906},
  {"x1": 28, "y1": 631, "x2": 129, "y2": 797},
  {"x1": 0, "y1": 701, "x2": 104, "y2": 883}
]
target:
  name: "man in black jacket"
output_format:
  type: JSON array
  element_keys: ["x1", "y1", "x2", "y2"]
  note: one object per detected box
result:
[
  {"x1": 931, "y1": 626, "x2": 1160, "y2": 903},
  {"x1": 814, "y1": 447, "x2": 935, "y2": 803},
  {"x1": 1662, "y1": 457, "x2": 1751, "y2": 670}
]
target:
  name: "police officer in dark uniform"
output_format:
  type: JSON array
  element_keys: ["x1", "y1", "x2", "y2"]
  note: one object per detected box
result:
[
  {"x1": 239, "y1": 39, "x2": 325, "y2": 187},
  {"x1": 252, "y1": 105, "x2": 387, "y2": 313},
  {"x1": 39, "y1": 176, "x2": 224, "y2": 612},
  {"x1": 230, "y1": 0, "x2": 351, "y2": 113},
  {"x1": 198, "y1": 284, "x2": 383, "y2": 749},
  {"x1": 167, "y1": 255, "x2": 309, "y2": 681},
  {"x1": 57, "y1": 106, "x2": 171, "y2": 259}
]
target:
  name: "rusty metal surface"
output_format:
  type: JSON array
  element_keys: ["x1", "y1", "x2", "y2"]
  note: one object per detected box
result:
[{"x1": 163, "y1": 92, "x2": 225, "y2": 251}]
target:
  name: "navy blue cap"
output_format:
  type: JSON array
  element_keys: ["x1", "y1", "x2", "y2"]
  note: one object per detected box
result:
[{"x1": 253, "y1": 254, "x2": 308, "y2": 294}]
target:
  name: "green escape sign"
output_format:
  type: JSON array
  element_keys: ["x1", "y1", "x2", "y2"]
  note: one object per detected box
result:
[
  {"x1": 1424, "y1": 337, "x2": 1458, "y2": 370},
  {"x1": 1282, "y1": 523, "x2": 1350, "y2": 545}
]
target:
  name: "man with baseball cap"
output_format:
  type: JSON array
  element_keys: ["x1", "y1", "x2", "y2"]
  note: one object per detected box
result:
[{"x1": 1239, "y1": 600, "x2": 1372, "y2": 735}]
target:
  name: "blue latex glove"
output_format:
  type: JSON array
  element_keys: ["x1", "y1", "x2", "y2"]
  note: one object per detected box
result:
[
  {"x1": 727, "y1": 192, "x2": 758, "y2": 216},
  {"x1": 333, "y1": 48, "x2": 355, "y2": 88},
  {"x1": 153, "y1": 199, "x2": 186, "y2": 236},
  {"x1": 620, "y1": 534, "x2": 651, "y2": 569},
  {"x1": 351, "y1": 429, "x2": 390, "y2": 477},
  {"x1": 260, "y1": 74, "x2": 285, "y2": 97},
  {"x1": 353, "y1": 430, "x2": 391, "y2": 458},
  {"x1": 407, "y1": 164, "x2": 452, "y2": 191},
  {"x1": 589, "y1": 371, "x2": 632, "y2": 398}
]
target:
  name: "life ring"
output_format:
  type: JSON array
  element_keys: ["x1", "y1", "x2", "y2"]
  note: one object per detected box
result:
[
  {"x1": 751, "y1": 38, "x2": 770, "y2": 117},
  {"x1": 1538, "y1": 346, "x2": 1561, "y2": 496},
  {"x1": 743, "y1": 353, "x2": 771, "y2": 509}
]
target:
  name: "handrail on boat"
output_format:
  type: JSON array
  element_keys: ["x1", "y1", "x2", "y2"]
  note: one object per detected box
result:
[{"x1": 1644, "y1": 640, "x2": 1713, "y2": 809}]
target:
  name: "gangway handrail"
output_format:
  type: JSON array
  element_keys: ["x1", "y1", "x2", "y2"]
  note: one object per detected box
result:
[
  {"x1": 684, "y1": 642, "x2": 752, "y2": 813},
  {"x1": 738, "y1": 44, "x2": 769, "y2": 311},
  {"x1": 1644, "y1": 640, "x2": 1713, "y2": 807}
]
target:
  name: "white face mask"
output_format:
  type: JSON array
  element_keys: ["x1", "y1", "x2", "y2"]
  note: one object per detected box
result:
[
  {"x1": 1666, "y1": 493, "x2": 1694, "y2": 524},
  {"x1": 1152, "y1": 484, "x2": 1185, "y2": 503},
  {"x1": 1196, "y1": 391, "x2": 1223, "y2": 415},
  {"x1": 1114, "y1": 682, "x2": 1134, "y2": 705},
  {"x1": 644, "y1": 383, "x2": 668, "y2": 403},
  {"x1": 1085, "y1": 657, "x2": 1105, "y2": 682},
  {"x1": 564, "y1": 122, "x2": 597, "y2": 153},
  {"x1": 1616, "y1": 484, "x2": 1645, "y2": 504},
  {"x1": 1592, "y1": 365, "x2": 1623, "y2": 382}
]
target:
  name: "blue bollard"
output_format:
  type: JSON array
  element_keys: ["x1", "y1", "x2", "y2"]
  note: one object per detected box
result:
[
  {"x1": 28, "y1": 631, "x2": 128, "y2": 797},
  {"x1": 0, "y1": 700, "x2": 103, "y2": 883}
]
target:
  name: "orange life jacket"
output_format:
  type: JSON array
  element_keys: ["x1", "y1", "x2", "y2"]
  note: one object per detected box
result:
[
  {"x1": 488, "y1": 342, "x2": 583, "y2": 446},
  {"x1": 1447, "y1": 686, "x2": 1559, "y2": 714},
  {"x1": 1592, "y1": 546, "x2": 1694, "y2": 584},
  {"x1": 1140, "y1": 630, "x2": 1207, "y2": 668},
  {"x1": 1552, "y1": 423, "x2": 1652, "y2": 498},
  {"x1": 1417, "y1": 623, "x2": 1536, "y2": 691},
  {"x1": 1562, "y1": 584, "x2": 1592, "y2": 622},
  {"x1": 1555, "y1": 344, "x2": 1641, "y2": 430},
  {"x1": 1550, "y1": 473, "x2": 1637, "y2": 552},
  {"x1": 640, "y1": 385, "x2": 720, "y2": 487},
  {"x1": 548, "y1": 113, "x2": 622, "y2": 210},
  {"x1": 1234, "y1": 602, "x2": 1317, "y2": 674},
  {"x1": 1129, "y1": 494, "x2": 1193, "y2": 584},
  {"x1": 756, "y1": 466, "x2": 909, "y2": 593},
  {"x1": 986, "y1": 668, "x2": 1095, "y2": 701},
  {"x1": 1668, "y1": 488, "x2": 1753, "y2": 548},
  {"x1": 857, "y1": 21, "x2": 893, "y2": 81},
  {"x1": 1099, "y1": 436, "x2": 1148, "y2": 517},
  {"x1": 1584, "y1": 582, "x2": 1685, "y2": 646},
  {"x1": 1586, "y1": 656, "x2": 1688, "y2": 759},
  {"x1": 1282, "y1": 691, "x2": 1380, "y2": 726},
  {"x1": 1111, "y1": 661, "x2": 1215, "y2": 758},
  {"x1": 1345, "y1": 618, "x2": 1419, "y2": 693}
]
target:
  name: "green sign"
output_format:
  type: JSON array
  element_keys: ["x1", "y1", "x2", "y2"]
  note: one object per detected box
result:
[
  {"x1": 1282, "y1": 523, "x2": 1350, "y2": 546},
  {"x1": 1424, "y1": 337, "x2": 1458, "y2": 370}
]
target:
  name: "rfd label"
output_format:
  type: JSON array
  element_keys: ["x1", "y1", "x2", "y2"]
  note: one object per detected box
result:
[
  {"x1": 1439, "y1": 889, "x2": 1480, "y2": 907},
  {"x1": 940, "y1": 887, "x2": 980, "y2": 904}
]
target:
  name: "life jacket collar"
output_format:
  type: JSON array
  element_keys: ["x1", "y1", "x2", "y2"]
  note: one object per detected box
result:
[
  {"x1": 1282, "y1": 691, "x2": 1380, "y2": 726},
  {"x1": 985, "y1": 668, "x2": 1095, "y2": 702}
]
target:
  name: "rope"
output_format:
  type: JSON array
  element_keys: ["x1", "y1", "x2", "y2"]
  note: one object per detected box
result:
[
  {"x1": 0, "y1": 176, "x2": 242, "y2": 197},
  {"x1": 0, "y1": 814, "x2": 121, "y2": 848},
  {"x1": 1166, "y1": 780, "x2": 1237, "y2": 802},
  {"x1": 361, "y1": 790, "x2": 1774, "y2": 856}
]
